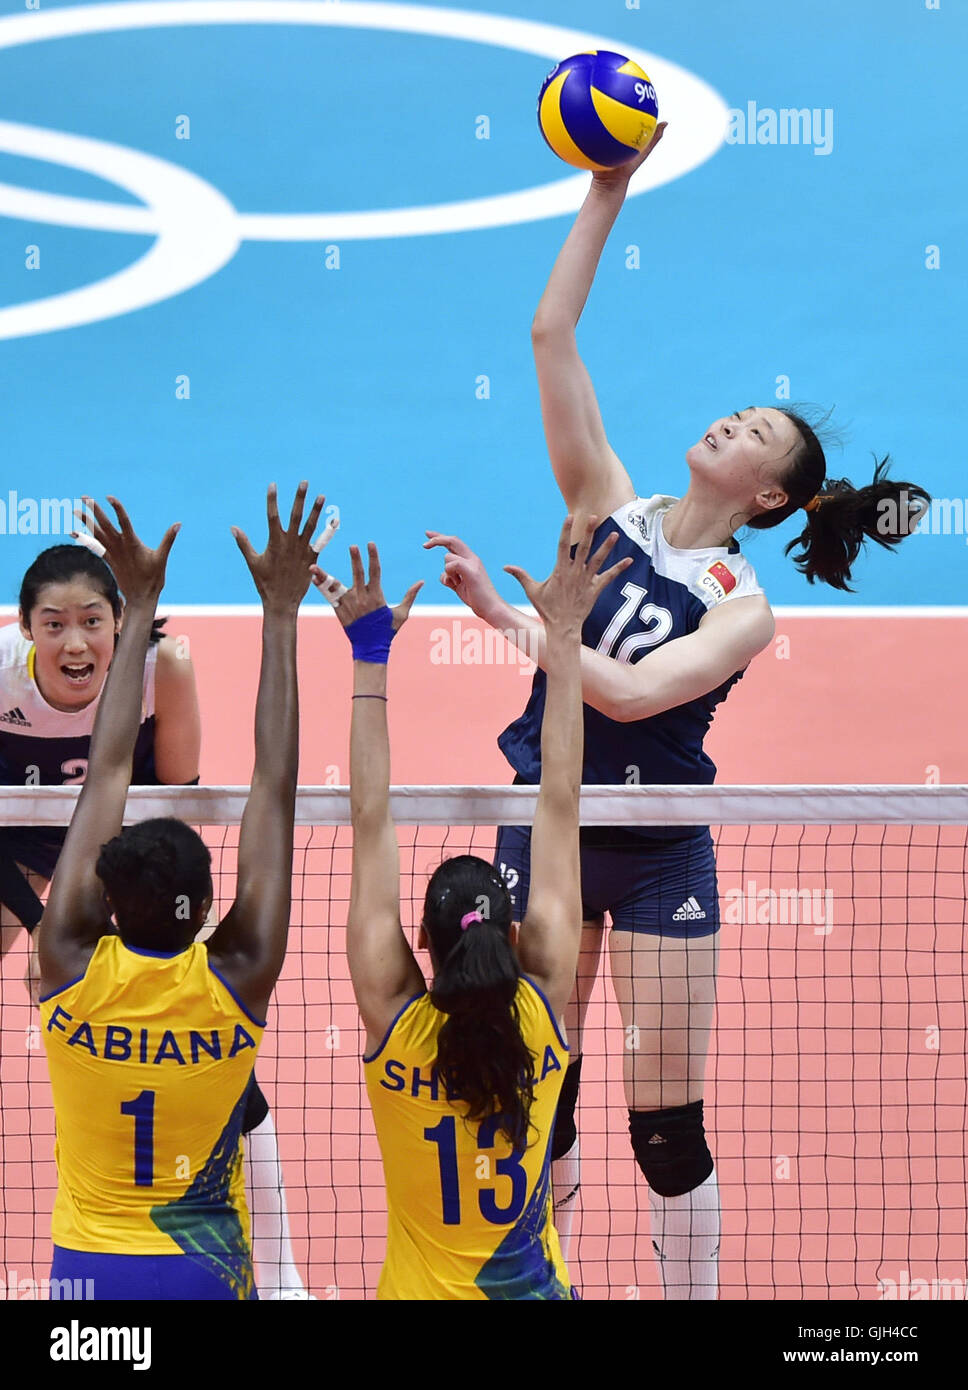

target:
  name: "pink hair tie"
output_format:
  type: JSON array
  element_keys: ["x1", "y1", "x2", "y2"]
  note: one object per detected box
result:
[{"x1": 460, "y1": 910, "x2": 484, "y2": 930}]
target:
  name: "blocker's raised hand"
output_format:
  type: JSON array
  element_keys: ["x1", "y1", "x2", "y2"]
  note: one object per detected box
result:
[
  {"x1": 504, "y1": 514, "x2": 632, "y2": 630},
  {"x1": 232, "y1": 482, "x2": 326, "y2": 611},
  {"x1": 312, "y1": 542, "x2": 422, "y2": 633},
  {"x1": 75, "y1": 495, "x2": 179, "y2": 604}
]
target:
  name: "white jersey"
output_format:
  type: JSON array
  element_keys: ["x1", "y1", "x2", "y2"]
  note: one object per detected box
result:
[{"x1": 0, "y1": 623, "x2": 158, "y2": 787}]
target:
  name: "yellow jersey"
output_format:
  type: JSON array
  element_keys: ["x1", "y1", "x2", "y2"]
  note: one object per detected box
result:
[
  {"x1": 364, "y1": 976, "x2": 572, "y2": 1300},
  {"x1": 40, "y1": 935, "x2": 264, "y2": 1295}
]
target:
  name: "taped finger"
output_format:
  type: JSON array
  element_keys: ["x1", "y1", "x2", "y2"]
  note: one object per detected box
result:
[
  {"x1": 314, "y1": 573, "x2": 349, "y2": 607},
  {"x1": 70, "y1": 530, "x2": 106, "y2": 558},
  {"x1": 311, "y1": 517, "x2": 339, "y2": 554}
]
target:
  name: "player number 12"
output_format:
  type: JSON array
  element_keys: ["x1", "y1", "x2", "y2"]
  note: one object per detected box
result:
[{"x1": 595, "y1": 582, "x2": 673, "y2": 661}]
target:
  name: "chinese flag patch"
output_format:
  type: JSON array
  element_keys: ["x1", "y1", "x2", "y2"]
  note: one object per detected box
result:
[{"x1": 707, "y1": 561, "x2": 736, "y2": 594}]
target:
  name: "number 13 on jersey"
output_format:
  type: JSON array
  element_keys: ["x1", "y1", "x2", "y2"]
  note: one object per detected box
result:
[{"x1": 424, "y1": 1115, "x2": 528, "y2": 1225}]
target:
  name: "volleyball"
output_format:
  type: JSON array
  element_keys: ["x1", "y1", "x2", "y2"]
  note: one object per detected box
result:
[{"x1": 537, "y1": 50, "x2": 659, "y2": 172}]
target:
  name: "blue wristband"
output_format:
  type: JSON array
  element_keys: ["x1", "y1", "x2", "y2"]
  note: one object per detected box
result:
[{"x1": 346, "y1": 606, "x2": 395, "y2": 664}]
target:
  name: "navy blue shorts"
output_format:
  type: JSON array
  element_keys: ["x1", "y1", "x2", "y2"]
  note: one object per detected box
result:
[
  {"x1": 494, "y1": 825, "x2": 720, "y2": 939},
  {"x1": 51, "y1": 1246, "x2": 258, "y2": 1300},
  {"x1": 0, "y1": 828, "x2": 62, "y2": 929},
  {"x1": 0, "y1": 827, "x2": 64, "y2": 882}
]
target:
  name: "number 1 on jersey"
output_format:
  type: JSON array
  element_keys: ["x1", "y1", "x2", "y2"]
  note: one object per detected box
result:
[{"x1": 120, "y1": 1089, "x2": 156, "y2": 1187}]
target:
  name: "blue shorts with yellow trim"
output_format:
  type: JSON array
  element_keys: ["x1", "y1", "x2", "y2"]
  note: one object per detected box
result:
[
  {"x1": 494, "y1": 825, "x2": 720, "y2": 939},
  {"x1": 51, "y1": 1246, "x2": 258, "y2": 1301}
]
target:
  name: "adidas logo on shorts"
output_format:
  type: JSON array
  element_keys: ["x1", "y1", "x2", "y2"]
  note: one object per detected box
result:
[
  {"x1": 672, "y1": 896, "x2": 706, "y2": 922},
  {"x1": 0, "y1": 706, "x2": 30, "y2": 727}
]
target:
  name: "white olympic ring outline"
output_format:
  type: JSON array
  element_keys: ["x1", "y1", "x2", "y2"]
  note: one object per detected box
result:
[{"x1": 0, "y1": 2, "x2": 729, "y2": 339}]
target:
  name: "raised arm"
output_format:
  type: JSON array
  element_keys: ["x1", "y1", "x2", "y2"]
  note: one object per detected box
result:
[
  {"x1": 507, "y1": 518, "x2": 631, "y2": 1020},
  {"x1": 206, "y1": 484, "x2": 323, "y2": 1020},
  {"x1": 531, "y1": 127, "x2": 666, "y2": 520},
  {"x1": 425, "y1": 531, "x2": 774, "y2": 722},
  {"x1": 310, "y1": 544, "x2": 423, "y2": 1051},
  {"x1": 39, "y1": 499, "x2": 179, "y2": 995}
]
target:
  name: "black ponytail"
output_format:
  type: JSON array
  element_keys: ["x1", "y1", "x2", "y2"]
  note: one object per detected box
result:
[
  {"x1": 19, "y1": 545, "x2": 167, "y2": 643},
  {"x1": 424, "y1": 856, "x2": 535, "y2": 1150},
  {"x1": 746, "y1": 406, "x2": 930, "y2": 591}
]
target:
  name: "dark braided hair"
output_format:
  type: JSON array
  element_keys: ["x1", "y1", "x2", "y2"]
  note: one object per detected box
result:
[
  {"x1": 96, "y1": 818, "x2": 212, "y2": 950},
  {"x1": 424, "y1": 856, "x2": 536, "y2": 1150},
  {"x1": 745, "y1": 406, "x2": 930, "y2": 591}
]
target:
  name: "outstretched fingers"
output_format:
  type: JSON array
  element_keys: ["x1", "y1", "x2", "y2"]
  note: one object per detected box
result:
[
  {"x1": 391, "y1": 580, "x2": 424, "y2": 630},
  {"x1": 231, "y1": 525, "x2": 258, "y2": 569},
  {"x1": 593, "y1": 551, "x2": 634, "y2": 595},
  {"x1": 156, "y1": 522, "x2": 181, "y2": 564},
  {"x1": 265, "y1": 482, "x2": 280, "y2": 530},
  {"x1": 286, "y1": 480, "x2": 309, "y2": 533},
  {"x1": 424, "y1": 530, "x2": 473, "y2": 557},
  {"x1": 586, "y1": 529, "x2": 621, "y2": 577},
  {"x1": 78, "y1": 496, "x2": 119, "y2": 550},
  {"x1": 348, "y1": 544, "x2": 366, "y2": 593},
  {"x1": 366, "y1": 541, "x2": 382, "y2": 590},
  {"x1": 311, "y1": 511, "x2": 338, "y2": 554},
  {"x1": 105, "y1": 495, "x2": 136, "y2": 539},
  {"x1": 310, "y1": 566, "x2": 349, "y2": 607},
  {"x1": 571, "y1": 514, "x2": 600, "y2": 568},
  {"x1": 503, "y1": 563, "x2": 536, "y2": 602},
  {"x1": 554, "y1": 515, "x2": 576, "y2": 567},
  {"x1": 300, "y1": 493, "x2": 327, "y2": 546}
]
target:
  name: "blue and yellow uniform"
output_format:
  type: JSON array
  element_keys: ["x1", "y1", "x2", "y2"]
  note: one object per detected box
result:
[
  {"x1": 364, "y1": 976, "x2": 572, "y2": 1300},
  {"x1": 497, "y1": 494, "x2": 764, "y2": 937},
  {"x1": 40, "y1": 935, "x2": 264, "y2": 1300}
]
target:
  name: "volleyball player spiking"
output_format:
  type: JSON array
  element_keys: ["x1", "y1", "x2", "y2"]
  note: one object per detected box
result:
[
  {"x1": 312, "y1": 516, "x2": 630, "y2": 1299},
  {"x1": 37, "y1": 485, "x2": 321, "y2": 1300},
  {"x1": 427, "y1": 125, "x2": 930, "y2": 1298}
]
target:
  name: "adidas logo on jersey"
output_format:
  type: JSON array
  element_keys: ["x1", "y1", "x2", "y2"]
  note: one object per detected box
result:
[
  {"x1": 672, "y1": 896, "x2": 707, "y2": 922},
  {"x1": 628, "y1": 510, "x2": 649, "y2": 541},
  {"x1": 0, "y1": 706, "x2": 30, "y2": 727}
]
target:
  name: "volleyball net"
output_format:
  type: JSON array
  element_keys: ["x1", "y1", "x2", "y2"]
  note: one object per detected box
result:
[{"x1": 1, "y1": 784, "x2": 966, "y2": 1302}]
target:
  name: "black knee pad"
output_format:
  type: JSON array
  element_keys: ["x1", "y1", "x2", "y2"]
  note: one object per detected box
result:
[
  {"x1": 551, "y1": 1055, "x2": 583, "y2": 1161},
  {"x1": 241, "y1": 1075, "x2": 270, "y2": 1136},
  {"x1": 628, "y1": 1100, "x2": 713, "y2": 1198}
]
